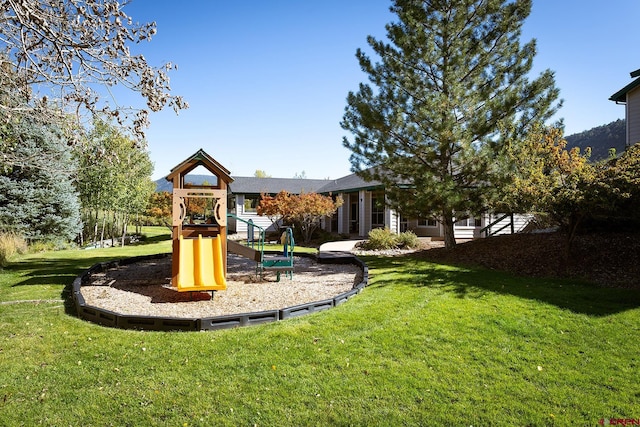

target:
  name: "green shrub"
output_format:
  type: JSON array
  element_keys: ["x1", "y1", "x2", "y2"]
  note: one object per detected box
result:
[
  {"x1": 397, "y1": 230, "x2": 420, "y2": 248},
  {"x1": 27, "y1": 237, "x2": 77, "y2": 253},
  {"x1": 0, "y1": 232, "x2": 27, "y2": 267},
  {"x1": 362, "y1": 227, "x2": 398, "y2": 250},
  {"x1": 28, "y1": 240, "x2": 58, "y2": 253},
  {"x1": 360, "y1": 229, "x2": 421, "y2": 251}
]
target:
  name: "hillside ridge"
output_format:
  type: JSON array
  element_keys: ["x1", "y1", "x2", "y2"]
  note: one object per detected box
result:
[{"x1": 565, "y1": 119, "x2": 626, "y2": 160}]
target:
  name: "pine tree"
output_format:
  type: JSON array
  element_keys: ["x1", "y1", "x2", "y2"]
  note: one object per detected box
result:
[
  {"x1": 341, "y1": 0, "x2": 560, "y2": 248},
  {"x1": 0, "y1": 116, "x2": 81, "y2": 244}
]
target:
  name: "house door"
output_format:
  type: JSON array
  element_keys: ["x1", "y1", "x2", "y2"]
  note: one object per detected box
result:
[{"x1": 350, "y1": 198, "x2": 359, "y2": 234}]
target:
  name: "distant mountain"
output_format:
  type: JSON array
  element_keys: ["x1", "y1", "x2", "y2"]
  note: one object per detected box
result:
[
  {"x1": 155, "y1": 179, "x2": 171, "y2": 192},
  {"x1": 155, "y1": 175, "x2": 217, "y2": 192},
  {"x1": 565, "y1": 119, "x2": 626, "y2": 161}
]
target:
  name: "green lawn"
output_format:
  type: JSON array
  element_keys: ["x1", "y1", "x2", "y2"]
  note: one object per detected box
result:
[{"x1": 1, "y1": 227, "x2": 639, "y2": 426}]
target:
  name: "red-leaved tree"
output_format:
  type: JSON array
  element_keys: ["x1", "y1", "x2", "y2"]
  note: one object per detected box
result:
[
  {"x1": 257, "y1": 191, "x2": 342, "y2": 244},
  {"x1": 145, "y1": 191, "x2": 172, "y2": 228}
]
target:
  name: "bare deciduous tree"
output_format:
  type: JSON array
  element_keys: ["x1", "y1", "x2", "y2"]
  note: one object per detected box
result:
[{"x1": 0, "y1": 0, "x2": 187, "y2": 141}]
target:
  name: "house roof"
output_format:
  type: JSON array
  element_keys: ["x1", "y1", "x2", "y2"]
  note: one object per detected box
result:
[
  {"x1": 316, "y1": 171, "x2": 384, "y2": 194},
  {"x1": 228, "y1": 177, "x2": 332, "y2": 195},
  {"x1": 609, "y1": 68, "x2": 640, "y2": 103},
  {"x1": 156, "y1": 166, "x2": 388, "y2": 195}
]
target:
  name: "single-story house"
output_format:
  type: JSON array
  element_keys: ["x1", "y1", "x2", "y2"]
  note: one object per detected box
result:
[
  {"x1": 610, "y1": 68, "x2": 640, "y2": 147},
  {"x1": 311, "y1": 172, "x2": 530, "y2": 240},
  {"x1": 224, "y1": 172, "x2": 530, "y2": 240},
  {"x1": 159, "y1": 150, "x2": 529, "y2": 240}
]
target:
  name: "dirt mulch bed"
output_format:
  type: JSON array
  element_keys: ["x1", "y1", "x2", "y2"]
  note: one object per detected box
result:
[
  {"x1": 81, "y1": 254, "x2": 362, "y2": 318},
  {"x1": 413, "y1": 231, "x2": 640, "y2": 289}
]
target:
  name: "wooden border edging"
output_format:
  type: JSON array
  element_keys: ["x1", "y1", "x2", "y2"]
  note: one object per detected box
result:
[{"x1": 72, "y1": 252, "x2": 368, "y2": 332}]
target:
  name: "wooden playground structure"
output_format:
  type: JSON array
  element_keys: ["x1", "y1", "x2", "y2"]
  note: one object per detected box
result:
[
  {"x1": 165, "y1": 149, "x2": 232, "y2": 293},
  {"x1": 165, "y1": 149, "x2": 295, "y2": 295}
]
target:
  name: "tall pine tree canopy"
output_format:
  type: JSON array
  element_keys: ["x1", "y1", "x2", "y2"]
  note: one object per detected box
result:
[{"x1": 341, "y1": 0, "x2": 560, "y2": 248}]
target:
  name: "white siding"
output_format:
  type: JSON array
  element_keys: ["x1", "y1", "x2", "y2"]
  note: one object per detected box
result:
[
  {"x1": 230, "y1": 192, "x2": 532, "y2": 241},
  {"x1": 483, "y1": 213, "x2": 512, "y2": 236},
  {"x1": 233, "y1": 212, "x2": 276, "y2": 235},
  {"x1": 387, "y1": 208, "x2": 399, "y2": 234},
  {"x1": 511, "y1": 213, "x2": 532, "y2": 233},
  {"x1": 453, "y1": 226, "x2": 479, "y2": 239},
  {"x1": 363, "y1": 191, "x2": 372, "y2": 233},
  {"x1": 229, "y1": 194, "x2": 279, "y2": 236},
  {"x1": 338, "y1": 196, "x2": 347, "y2": 234}
]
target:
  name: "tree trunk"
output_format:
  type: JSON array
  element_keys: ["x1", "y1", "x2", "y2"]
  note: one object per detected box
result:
[
  {"x1": 92, "y1": 210, "x2": 99, "y2": 245},
  {"x1": 110, "y1": 211, "x2": 116, "y2": 248},
  {"x1": 442, "y1": 212, "x2": 457, "y2": 249},
  {"x1": 121, "y1": 213, "x2": 128, "y2": 247},
  {"x1": 100, "y1": 214, "x2": 106, "y2": 248}
]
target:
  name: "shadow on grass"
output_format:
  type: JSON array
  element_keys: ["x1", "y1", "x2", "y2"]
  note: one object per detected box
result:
[
  {"x1": 4, "y1": 254, "x2": 128, "y2": 316},
  {"x1": 135, "y1": 233, "x2": 172, "y2": 245},
  {"x1": 362, "y1": 255, "x2": 640, "y2": 317},
  {"x1": 6, "y1": 235, "x2": 171, "y2": 315},
  {"x1": 8, "y1": 255, "x2": 126, "y2": 287}
]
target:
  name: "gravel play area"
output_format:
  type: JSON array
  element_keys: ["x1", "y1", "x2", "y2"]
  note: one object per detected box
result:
[{"x1": 80, "y1": 254, "x2": 363, "y2": 319}]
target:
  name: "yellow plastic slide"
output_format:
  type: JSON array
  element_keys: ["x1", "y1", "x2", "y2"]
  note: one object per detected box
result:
[{"x1": 176, "y1": 235, "x2": 227, "y2": 292}]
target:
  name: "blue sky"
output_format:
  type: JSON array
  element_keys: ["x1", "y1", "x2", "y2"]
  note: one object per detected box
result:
[{"x1": 119, "y1": 1, "x2": 640, "y2": 180}]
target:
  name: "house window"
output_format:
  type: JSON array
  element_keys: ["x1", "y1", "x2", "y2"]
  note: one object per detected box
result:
[
  {"x1": 243, "y1": 195, "x2": 260, "y2": 213},
  {"x1": 418, "y1": 218, "x2": 438, "y2": 227},
  {"x1": 455, "y1": 217, "x2": 481, "y2": 227},
  {"x1": 371, "y1": 193, "x2": 385, "y2": 228},
  {"x1": 399, "y1": 214, "x2": 408, "y2": 232}
]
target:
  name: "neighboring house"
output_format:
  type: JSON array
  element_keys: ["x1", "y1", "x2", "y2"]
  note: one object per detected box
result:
[{"x1": 609, "y1": 68, "x2": 640, "y2": 147}]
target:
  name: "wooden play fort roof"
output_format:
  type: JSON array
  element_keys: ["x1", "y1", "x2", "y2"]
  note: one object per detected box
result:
[{"x1": 165, "y1": 148, "x2": 233, "y2": 189}]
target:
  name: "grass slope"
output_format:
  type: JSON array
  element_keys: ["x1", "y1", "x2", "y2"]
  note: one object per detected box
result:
[{"x1": 1, "y1": 229, "x2": 639, "y2": 426}]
